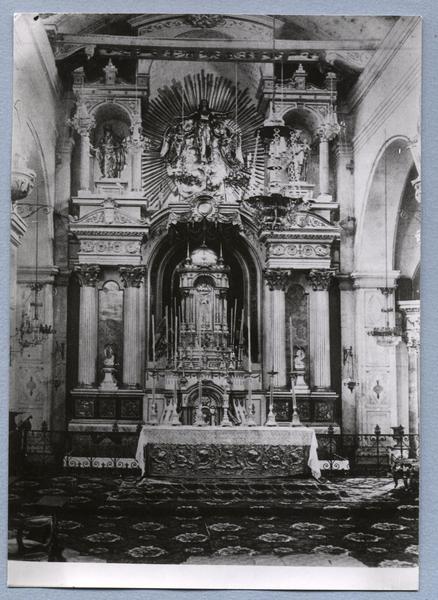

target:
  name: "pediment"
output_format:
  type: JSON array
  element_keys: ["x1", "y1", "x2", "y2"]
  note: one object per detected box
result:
[{"x1": 71, "y1": 207, "x2": 147, "y2": 227}]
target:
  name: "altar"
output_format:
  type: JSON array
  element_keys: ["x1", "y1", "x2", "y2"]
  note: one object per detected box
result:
[{"x1": 135, "y1": 425, "x2": 321, "y2": 480}]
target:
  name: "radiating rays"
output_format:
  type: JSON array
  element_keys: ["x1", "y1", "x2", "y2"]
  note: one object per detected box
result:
[{"x1": 142, "y1": 69, "x2": 265, "y2": 206}]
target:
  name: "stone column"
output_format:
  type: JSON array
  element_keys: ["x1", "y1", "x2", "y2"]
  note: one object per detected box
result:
[
  {"x1": 308, "y1": 269, "x2": 333, "y2": 390},
  {"x1": 75, "y1": 265, "x2": 101, "y2": 387},
  {"x1": 120, "y1": 266, "x2": 147, "y2": 387},
  {"x1": 317, "y1": 121, "x2": 340, "y2": 201},
  {"x1": 264, "y1": 269, "x2": 290, "y2": 387},
  {"x1": 399, "y1": 301, "x2": 420, "y2": 438},
  {"x1": 71, "y1": 106, "x2": 95, "y2": 191},
  {"x1": 319, "y1": 135, "x2": 330, "y2": 196}
]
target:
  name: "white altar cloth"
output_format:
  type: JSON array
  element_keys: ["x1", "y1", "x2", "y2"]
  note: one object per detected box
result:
[{"x1": 135, "y1": 425, "x2": 321, "y2": 479}]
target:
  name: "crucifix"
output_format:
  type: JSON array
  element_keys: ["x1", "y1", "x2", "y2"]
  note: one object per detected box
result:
[{"x1": 265, "y1": 368, "x2": 278, "y2": 426}]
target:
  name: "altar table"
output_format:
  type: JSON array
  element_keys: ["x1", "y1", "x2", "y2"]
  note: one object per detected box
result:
[{"x1": 135, "y1": 425, "x2": 321, "y2": 479}]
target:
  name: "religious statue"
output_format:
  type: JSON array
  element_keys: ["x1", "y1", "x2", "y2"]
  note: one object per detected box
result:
[
  {"x1": 103, "y1": 344, "x2": 116, "y2": 367},
  {"x1": 294, "y1": 347, "x2": 306, "y2": 370},
  {"x1": 287, "y1": 129, "x2": 310, "y2": 182},
  {"x1": 160, "y1": 99, "x2": 248, "y2": 198},
  {"x1": 100, "y1": 344, "x2": 118, "y2": 391},
  {"x1": 95, "y1": 126, "x2": 127, "y2": 178}
]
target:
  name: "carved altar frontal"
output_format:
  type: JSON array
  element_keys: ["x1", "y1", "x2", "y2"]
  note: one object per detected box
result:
[
  {"x1": 146, "y1": 443, "x2": 307, "y2": 479},
  {"x1": 136, "y1": 426, "x2": 320, "y2": 479}
]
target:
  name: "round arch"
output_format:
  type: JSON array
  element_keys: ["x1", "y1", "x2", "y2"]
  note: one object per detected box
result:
[
  {"x1": 355, "y1": 136, "x2": 417, "y2": 273},
  {"x1": 144, "y1": 221, "x2": 263, "y2": 363}
]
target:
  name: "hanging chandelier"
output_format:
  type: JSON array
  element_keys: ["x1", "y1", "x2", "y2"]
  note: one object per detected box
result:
[
  {"x1": 17, "y1": 184, "x2": 55, "y2": 350},
  {"x1": 368, "y1": 138, "x2": 401, "y2": 347}
]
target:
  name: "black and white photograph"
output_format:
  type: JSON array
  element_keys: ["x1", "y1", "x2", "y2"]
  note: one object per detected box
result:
[{"x1": 8, "y1": 12, "x2": 421, "y2": 589}]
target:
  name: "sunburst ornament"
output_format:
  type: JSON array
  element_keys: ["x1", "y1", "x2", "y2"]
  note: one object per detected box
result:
[{"x1": 141, "y1": 70, "x2": 264, "y2": 205}]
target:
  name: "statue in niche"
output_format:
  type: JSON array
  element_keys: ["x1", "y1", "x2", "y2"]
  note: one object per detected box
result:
[
  {"x1": 160, "y1": 99, "x2": 248, "y2": 198},
  {"x1": 294, "y1": 347, "x2": 306, "y2": 370},
  {"x1": 287, "y1": 129, "x2": 311, "y2": 182},
  {"x1": 103, "y1": 344, "x2": 116, "y2": 367},
  {"x1": 95, "y1": 126, "x2": 127, "y2": 179},
  {"x1": 100, "y1": 344, "x2": 118, "y2": 390}
]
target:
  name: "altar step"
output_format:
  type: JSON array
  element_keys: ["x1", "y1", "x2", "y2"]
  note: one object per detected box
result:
[{"x1": 77, "y1": 476, "x2": 398, "y2": 517}]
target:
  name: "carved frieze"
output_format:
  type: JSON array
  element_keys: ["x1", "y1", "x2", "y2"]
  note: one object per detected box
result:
[
  {"x1": 119, "y1": 265, "x2": 147, "y2": 288},
  {"x1": 74, "y1": 264, "x2": 101, "y2": 287},
  {"x1": 307, "y1": 269, "x2": 334, "y2": 291},
  {"x1": 264, "y1": 269, "x2": 291, "y2": 291},
  {"x1": 268, "y1": 243, "x2": 329, "y2": 258},
  {"x1": 79, "y1": 239, "x2": 142, "y2": 257}
]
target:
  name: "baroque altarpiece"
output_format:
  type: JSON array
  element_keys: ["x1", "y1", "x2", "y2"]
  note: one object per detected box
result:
[{"x1": 10, "y1": 14, "x2": 420, "y2": 454}]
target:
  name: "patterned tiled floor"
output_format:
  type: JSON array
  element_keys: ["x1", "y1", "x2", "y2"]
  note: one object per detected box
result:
[{"x1": 8, "y1": 473, "x2": 418, "y2": 567}]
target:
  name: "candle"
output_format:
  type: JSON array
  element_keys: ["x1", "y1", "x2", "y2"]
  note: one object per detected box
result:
[
  {"x1": 174, "y1": 315, "x2": 178, "y2": 368},
  {"x1": 165, "y1": 306, "x2": 169, "y2": 361},
  {"x1": 239, "y1": 308, "x2": 244, "y2": 346},
  {"x1": 289, "y1": 315, "x2": 294, "y2": 374},
  {"x1": 152, "y1": 314, "x2": 156, "y2": 364},
  {"x1": 247, "y1": 310, "x2": 252, "y2": 373}
]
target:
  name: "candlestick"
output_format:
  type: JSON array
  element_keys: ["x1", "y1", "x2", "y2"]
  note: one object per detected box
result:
[
  {"x1": 265, "y1": 369, "x2": 278, "y2": 426},
  {"x1": 247, "y1": 310, "x2": 252, "y2": 373},
  {"x1": 165, "y1": 306, "x2": 169, "y2": 362},
  {"x1": 289, "y1": 315, "x2": 294, "y2": 374},
  {"x1": 151, "y1": 314, "x2": 156, "y2": 365}
]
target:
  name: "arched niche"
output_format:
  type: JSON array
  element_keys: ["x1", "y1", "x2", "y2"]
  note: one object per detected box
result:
[
  {"x1": 97, "y1": 280, "x2": 124, "y2": 387},
  {"x1": 356, "y1": 137, "x2": 416, "y2": 273},
  {"x1": 145, "y1": 225, "x2": 262, "y2": 364},
  {"x1": 281, "y1": 107, "x2": 323, "y2": 191},
  {"x1": 91, "y1": 103, "x2": 132, "y2": 183},
  {"x1": 285, "y1": 282, "x2": 309, "y2": 380}
]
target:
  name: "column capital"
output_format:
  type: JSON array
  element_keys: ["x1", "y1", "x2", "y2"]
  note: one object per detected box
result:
[
  {"x1": 74, "y1": 264, "x2": 101, "y2": 287},
  {"x1": 119, "y1": 265, "x2": 146, "y2": 288},
  {"x1": 317, "y1": 121, "x2": 341, "y2": 142},
  {"x1": 69, "y1": 105, "x2": 95, "y2": 138},
  {"x1": 399, "y1": 300, "x2": 420, "y2": 351},
  {"x1": 307, "y1": 269, "x2": 334, "y2": 291},
  {"x1": 264, "y1": 269, "x2": 291, "y2": 291}
]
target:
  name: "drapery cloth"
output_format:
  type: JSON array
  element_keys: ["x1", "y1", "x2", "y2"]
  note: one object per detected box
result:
[{"x1": 135, "y1": 425, "x2": 321, "y2": 479}]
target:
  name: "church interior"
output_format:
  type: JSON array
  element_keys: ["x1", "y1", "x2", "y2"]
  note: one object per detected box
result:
[{"x1": 8, "y1": 13, "x2": 420, "y2": 567}]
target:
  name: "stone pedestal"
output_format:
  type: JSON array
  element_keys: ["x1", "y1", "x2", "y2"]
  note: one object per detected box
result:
[
  {"x1": 120, "y1": 266, "x2": 146, "y2": 387},
  {"x1": 75, "y1": 265, "x2": 101, "y2": 387},
  {"x1": 99, "y1": 366, "x2": 118, "y2": 390},
  {"x1": 308, "y1": 270, "x2": 333, "y2": 390},
  {"x1": 264, "y1": 270, "x2": 290, "y2": 388}
]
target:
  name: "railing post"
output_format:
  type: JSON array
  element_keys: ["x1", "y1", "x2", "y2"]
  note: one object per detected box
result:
[
  {"x1": 374, "y1": 425, "x2": 381, "y2": 476},
  {"x1": 327, "y1": 424, "x2": 335, "y2": 472}
]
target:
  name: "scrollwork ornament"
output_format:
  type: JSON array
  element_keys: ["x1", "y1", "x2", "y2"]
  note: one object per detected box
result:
[
  {"x1": 264, "y1": 269, "x2": 291, "y2": 291},
  {"x1": 183, "y1": 14, "x2": 226, "y2": 28}
]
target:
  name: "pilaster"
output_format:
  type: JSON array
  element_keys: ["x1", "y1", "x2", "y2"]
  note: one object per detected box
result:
[
  {"x1": 307, "y1": 269, "x2": 334, "y2": 390},
  {"x1": 75, "y1": 264, "x2": 101, "y2": 387},
  {"x1": 120, "y1": 266, "x2": 147, "y2": 387}
]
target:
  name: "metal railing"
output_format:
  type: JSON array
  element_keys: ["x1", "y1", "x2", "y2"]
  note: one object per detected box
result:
[{"x1": 9, "y1": 423, "x2": 419, "y2": 476}]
